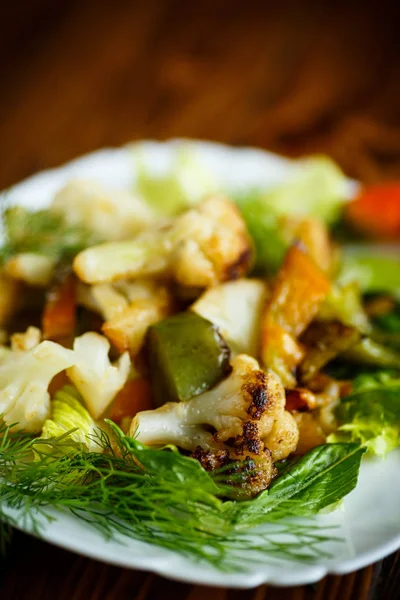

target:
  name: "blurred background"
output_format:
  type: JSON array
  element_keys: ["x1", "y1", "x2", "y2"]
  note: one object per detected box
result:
[{"x1": 1, "y1": 0, "x2": 400, "y2": 187}]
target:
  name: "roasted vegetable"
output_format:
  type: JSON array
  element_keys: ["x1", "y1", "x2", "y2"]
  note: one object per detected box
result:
[
  {"x1": 109, "y1": 378, "x2": 153, "y2": 423},
  {"x1": 280, "y1": 216, "x2": 333, "y2": 273},
  {"x1": 130, "y1": 354, "x2": 299, "y2": 496},
  {"x1": 146, "y1": 312, "x2": 231, "y2": 406},
  {"x1": 318, "y1": 282, "x2": 371, "y2": 334},
  {"x1": 52, "y1": 179, "x2": 154, "y2": 241},
  {"x1": 66, "y1": 332, "x2": 131, "y2": 419},
  {"x1": 191, "y1": 279, "x2": 268, "y2": 356},
  {"x1": 261, "y1": 245, "x2": 331, "y2": 387},
  {"x1": 77, "y1": 282, "x2": 129, "y2": 320},
  {"x1": 299, "y1": 321, "x2": 360, "y2": 383},
  {"x1": 42, "y1": 273, "x2": 77, "y2": 346},
  {"x1": 102, "y1": 283, "x2": 173, "y2": 357},
  {"x1": 0, "y1": 334, "x2": 75, "y2": 432},
  {"x1": 73, "y1": 196, "x2": 253, "y2": 287},
  {"x1": 0, "y1": 272, "x2": 21, "y2": 327},
  {"x1": 4, "y1": 253, "x2": 57, "y2": 286}
]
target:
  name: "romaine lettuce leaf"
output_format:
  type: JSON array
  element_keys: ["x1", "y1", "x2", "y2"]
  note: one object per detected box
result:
[
  {"x1": 135, "y1": 149, "x2": 218, "y2": 216},
  {"x1": 254, "y1": 155, "x2": 349, "y2": 223},
  {"x1": 328, "y1": 372, "x2": 400, "y2": 457},
  {"x1": 338, "y1": 245, "x2": 400, "y2": 296},
  {"x1": 236, "y1": 156, "x2": 347, "y2": 274},
  {"x1": 38, "y1": 385, "x2": 101, "y2": 454}
]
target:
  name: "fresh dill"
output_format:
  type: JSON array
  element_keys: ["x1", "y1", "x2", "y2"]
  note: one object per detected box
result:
[
  {"x1": 0, "y1": 421, "x2": 364, "y2": 571},
  {"x1": 0, "y1": 206, "x2": 97, "y2": 264}
]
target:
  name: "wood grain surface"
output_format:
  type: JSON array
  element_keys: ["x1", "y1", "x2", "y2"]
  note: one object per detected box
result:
[{"x1": 0, "y1": 1, "x2": 399, "y2": 598}]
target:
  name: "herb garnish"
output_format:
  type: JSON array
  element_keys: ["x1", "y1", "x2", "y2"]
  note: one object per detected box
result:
[{"x1": 0, "y1": 421, "x2": 364, "y2": 570}]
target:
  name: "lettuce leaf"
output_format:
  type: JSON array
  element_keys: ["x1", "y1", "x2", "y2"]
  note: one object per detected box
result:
[
  {"x1": 135, "y1": 149, "x2": 218, "y2": 216},
  {"x1": 339, "y1": 245, "x2": 400, "y2": 296},
  {"x1": 38, "y1": 385, "x2": 101, "y2": 454},
  {"x1": 236, "y1": 156, "x2": 347, "y2": 273},
  {"x1": 328, "y1": 372, "x2": 400, "y2": 457},
  {"x1": 255, "y1": 155, "x2": 348, "y2": 223},
  {"x1": 236, "y1": 442, "x2": 365, "y2": 528}
]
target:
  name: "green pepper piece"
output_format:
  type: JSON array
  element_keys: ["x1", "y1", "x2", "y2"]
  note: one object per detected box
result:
[{"x1": 146, "y1": 312, "x2": 231, "y2": 406}]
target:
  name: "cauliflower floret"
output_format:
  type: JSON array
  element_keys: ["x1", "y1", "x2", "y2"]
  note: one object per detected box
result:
[
  {"x1": 73, "y1": 196, "x2": 253, "y2": 287},
  {"x1": 0, "y1": 329, "x2": 131, "y2": 431},
  {"x1": 0, "y1": 339, "x2": 76, "y2": 432},
  {"x1": 10, "y1": 326, "x2": 41, "y2": 353},
  {"x1": 52, "y1": 179, "x2": 154, "y2": 241},
  {"x1": 77, "y1": 282, "x2": 129, "y2": 321},
  {"x1": 77, "y1": 280, "x2": 174, "y2": 357},
  {"x1": 66, "y1": 332, "x2": 130, "y2": 419},
  {"x1": 4, "y1": 253, "x2": 57, "y2": 286},
  {"x1": 130, "y1": 354, "x2": 298, "y2": 465}
]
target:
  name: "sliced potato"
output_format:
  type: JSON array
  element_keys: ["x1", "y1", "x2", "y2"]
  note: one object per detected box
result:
[{"x1": 191, "y1": 279, "x2": 268, "y2": 356}]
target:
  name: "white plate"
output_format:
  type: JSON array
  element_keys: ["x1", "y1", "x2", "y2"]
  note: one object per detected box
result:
[{"x1": 1, "y1": 140, "x2": 399, "y2": 588}]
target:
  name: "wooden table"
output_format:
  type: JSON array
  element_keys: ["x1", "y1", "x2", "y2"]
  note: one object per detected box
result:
[{"x1": 0, "y1": 1, "x2": 399, "y2": 598}]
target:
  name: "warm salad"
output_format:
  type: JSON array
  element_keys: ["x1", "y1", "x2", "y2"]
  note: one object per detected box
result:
[{"x1": 0, "y1": 148, "x2": 399, "y2": 568}]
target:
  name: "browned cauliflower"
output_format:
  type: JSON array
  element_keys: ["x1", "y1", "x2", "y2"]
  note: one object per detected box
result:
[
  {"x1": 73, "y1": 196, "x2": 253, "y2": 288},
  {"x1": 129, "y1": 354, "x2": 298, "y2": 497}
]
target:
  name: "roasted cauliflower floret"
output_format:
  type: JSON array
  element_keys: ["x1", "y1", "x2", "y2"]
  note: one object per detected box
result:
[
  {"x1": 192, "y1": 445, "x2": 276, "y2": 500},
  {"x1": 0, "y1": 336, "x2": 76, "y2": 432},
  {"x1": 73, "y1": 196, "x2": 253, "y2": 287},
  {"x1": 130, "y1": 354, "x2": 298, "y2": 496},
  {"x1": 52, "y1": 179, "x2": 154, "y2": 241}
]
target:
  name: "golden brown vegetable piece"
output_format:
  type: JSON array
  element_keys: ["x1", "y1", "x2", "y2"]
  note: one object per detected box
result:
[
  {"x1": 73, "y1": 196, "x2": 253, "y2": 287},
  {"x1": 261, "y1": 245, "x2": 331, "y2": 387},
  {"x1": 109, "y1": 378, "x2": 153, "y2": 423},
  {"x1": 293, "y1": 412, "x2": 327, "y2": 456},
  {"x1": 4, "y1": 253, "x2": 56, "y2": 286},
  {"x1": 280, "y1": 216, "x2": 333, "y2": 273},
  {"x1": 191, "y1": 278, "x2": 269, "y2": 356},
  {"x1": 42, "y1": 274, "x2": 77, "y2": 347},
  {"x1": 0, "y1": 272, "x2": 21, "y2": 327},
  {"x1": 102, "y1": 284, "x2": 173, "y2": 357},
  {"x1": 130, "y1": 354, "x2": 299, "y2": 497}
]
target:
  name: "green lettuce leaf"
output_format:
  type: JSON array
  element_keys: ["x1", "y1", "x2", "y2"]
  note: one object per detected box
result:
[
  {"x1": 135, "y1": 149, "x2": 218, "y2": 216},
  {"x1": 236, "y1": 155, "x2": 348, "y2": 274},
  {"x1": 37, "y1": 386, "x2": 100, "y2": 455},
  {"x1": 259, "y1": 155, "x2": 348, "y2": 222},
  {"x1": 235, "y1": 443, "x2": 365, "y2": 528},
  {"x1": 339, "y1": 245, "x2": 400, "y2": 296},
  {"x1": 328, "y1": 372, "x2": 400, "y2": 457}
]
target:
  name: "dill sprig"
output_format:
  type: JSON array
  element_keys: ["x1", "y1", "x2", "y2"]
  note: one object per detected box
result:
[
  {"x1": 0, "y1": 421, "x2": 364, "y2": 571},
  {"x1": 0, "y1": 206, "x2": 97, "y2": 264}
]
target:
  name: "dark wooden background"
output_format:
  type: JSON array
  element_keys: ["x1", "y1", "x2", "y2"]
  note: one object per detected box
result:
[{"x1": 0, "y1": 0, "x2": 399, "y2": 598}]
